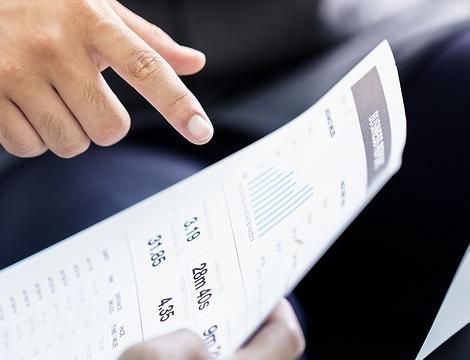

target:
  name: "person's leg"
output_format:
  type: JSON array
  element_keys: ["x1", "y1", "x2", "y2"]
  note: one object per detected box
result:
[
  {"x1": 0, "y1": 143, "x2": 204, "y2": 269},
  {"x1": 0, "y1": 140, "x2": 309, "y2": 360},
  {"x1": 4, "y1": 26, "x2": 470, "y2": 360}
]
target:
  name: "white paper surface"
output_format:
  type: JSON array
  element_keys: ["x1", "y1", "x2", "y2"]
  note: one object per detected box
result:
[
  {"x1": 0, "y1": 41, "x2": 406, "y2": 360},
  {"x1": 416, "y1": 245, "x2": 470, "y2": 359}
]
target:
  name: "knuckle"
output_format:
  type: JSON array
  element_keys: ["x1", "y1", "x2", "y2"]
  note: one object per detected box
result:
[
  {"x1": 28, "y1": 28, "x2": 64, "y2": 58},
  {"x1": 55, "y1": 138, "x2": 90, "y2": 158},
  {"x1": 7, "y1": 142, "x2": 45, "y2": 158},
  {"x1": 148, "y1": 25, "x2": 177, "y2": 46},
  {"x1": 71, "y1": 0, "x2": 96, "y2": 13},
  {"x1": 39, "y1": 111, "x2": 67, "y2": 143},
  {"x1": 149, "y1": 24, "x2": 166, "y2": 38},
  {"x1": 70, "y1": 0, "x2": 103, "y2": 29},
  {"x1": 0, "y1": 62, "x2": 26, "y2": 82},
  {"x1": 0, "y1": 121, "x2": 44, "y2": 157},
  {"x1": 93, "y1": 116, "x2": 130, "y2": 147},
  {"x1": 81, "y1": 78, "x2": 107, "y2": 110},
  {"x1": 126, "y1": 49, "x2": 165, "y2": 83},
  {"x1": 91, "y1": 18, "x2": 120, "y2": 39},
  {"x1": 168, "y1": 92, "x2": 190, "y2": 113},
  {"x1": 38, "y1": 111, "x2": 90, "y2": 158}
]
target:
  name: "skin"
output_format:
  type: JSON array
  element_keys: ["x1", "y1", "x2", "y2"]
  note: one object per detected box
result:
[
  {"x1": 120, "y1": 299, "x2": 306, "y2": 360},
  {"x1": 2, "y1": 3, "x2": 304, "y2": 357},
  {"x1": 0, "y1": 0, "x2": 214, "y2": 158}
]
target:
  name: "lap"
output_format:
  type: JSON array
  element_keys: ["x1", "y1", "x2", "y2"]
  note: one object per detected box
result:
[
  {"x1": 2, "y1": 25, "x2": 470, "y2": 360},
  {"x1": 0, "y1": 143, "x2": 204, "y2": 269}
]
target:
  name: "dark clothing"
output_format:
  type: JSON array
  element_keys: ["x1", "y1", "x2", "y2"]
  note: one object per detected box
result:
[
  {"x1": 106, "y1": 0, "x2": 327, "y2": 109},
  {"x1": 105, "y1": 0, "x2": 434, "y2": 107},
  {"x1": 2, "y1": 26, "x2": 470, "y2": 359},
  {"x1": 3, "y1": 2, "x2": 470, "y2": 359}
]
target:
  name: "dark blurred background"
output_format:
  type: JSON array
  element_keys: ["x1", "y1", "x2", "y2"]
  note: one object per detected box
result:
[{"x1": 2, "y1": 1, "x2": 470, "y2": 359}]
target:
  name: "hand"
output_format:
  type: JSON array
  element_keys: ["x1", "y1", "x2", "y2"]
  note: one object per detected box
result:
[
  {"x1": 0, "y1": 0, "x2": 213, "y2": 158},
  {"x1": 120, "y1": 299, "x2": 306, "y2": 360},
  {"x1": 228, "y1": 299, "x2": 305, "y2": 360}
]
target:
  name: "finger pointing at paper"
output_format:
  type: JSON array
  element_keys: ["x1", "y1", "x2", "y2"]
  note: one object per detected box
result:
[{"x1": 0, "y1": 0, "x2": 213, "y2": 158}]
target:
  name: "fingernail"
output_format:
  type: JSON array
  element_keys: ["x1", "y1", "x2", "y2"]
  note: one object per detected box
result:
[{"x1": 188, "y1": 115, "x2": 213, "y2": 144}]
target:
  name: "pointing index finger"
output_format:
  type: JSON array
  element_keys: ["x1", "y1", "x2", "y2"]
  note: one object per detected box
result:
[{"x1": 92, "y1": 21, "x2": 213, "y2": 144}]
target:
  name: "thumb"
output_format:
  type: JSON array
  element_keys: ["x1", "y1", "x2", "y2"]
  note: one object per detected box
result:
[
  {"x1": 120, "y1": 330, "x2": 210, "y2": 360},
  {"x1": 231, "y1": 300, "x2": 306, "y2": 360}
]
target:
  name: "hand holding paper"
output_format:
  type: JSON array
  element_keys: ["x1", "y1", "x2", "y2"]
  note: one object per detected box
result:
[{"x1": 0, "y1": 41, "x2": 406, "y2": 359}]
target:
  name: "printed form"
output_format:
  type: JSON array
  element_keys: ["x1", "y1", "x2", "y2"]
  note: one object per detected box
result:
[{"x1": 0, "y1": 41, "x2": 406, "y2": 359}]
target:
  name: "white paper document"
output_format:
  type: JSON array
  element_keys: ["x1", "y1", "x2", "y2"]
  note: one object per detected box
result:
[
  {"x1": 416, "y1": 245, "x2": 470, "y2": 359},
  {"x1": 0, "y1": 41, "x2": 406, "y2": 360}
]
